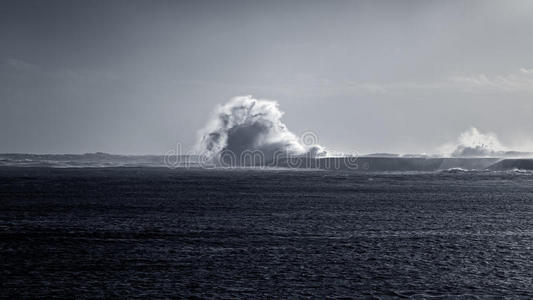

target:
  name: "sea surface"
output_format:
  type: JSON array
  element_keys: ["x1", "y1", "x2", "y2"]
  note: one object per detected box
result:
[{"x1": 1, "y1": 167, "x2": 533, "y2": 298}]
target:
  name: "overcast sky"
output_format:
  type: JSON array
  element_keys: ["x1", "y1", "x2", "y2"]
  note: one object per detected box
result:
[{"x1": 1, "y1": 0, "x2": 533, "y2": 154}]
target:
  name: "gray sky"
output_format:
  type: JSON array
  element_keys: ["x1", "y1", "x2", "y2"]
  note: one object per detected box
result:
[{"x1": 1, "y1": 0, "x2": 533, "y2": 154}]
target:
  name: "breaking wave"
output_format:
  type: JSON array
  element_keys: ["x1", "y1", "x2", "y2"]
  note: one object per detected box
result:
[
  {"x1": 451, "y1": 127, "x2": 504, "y2": 157},
  {"x1": 439, "y1": 167, "x2": 470, "y2": 173},
  {"x1": 445, "y1": 127, "x2": 533, "y2": 158},
  {"x1": 195, "y1": 96, "x2": 326, "y2": 162}
]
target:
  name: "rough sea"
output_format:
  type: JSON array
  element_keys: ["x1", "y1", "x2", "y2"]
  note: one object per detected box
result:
[{"x1": 1, "y1": 167, "x2": 533, "y2": 298}]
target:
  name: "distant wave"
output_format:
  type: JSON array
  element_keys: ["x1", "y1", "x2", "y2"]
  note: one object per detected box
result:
[
  {"x1": 439, "y1": 167, "x2": 470, "y2": 173},
  {"x1": 443, "y1": 127, "x2": 533, "y2": 158},
  {"x1": 451, "y1": 127, "x2": 504, "y2": 157}
]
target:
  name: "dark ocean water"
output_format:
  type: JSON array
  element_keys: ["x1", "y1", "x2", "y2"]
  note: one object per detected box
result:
[{"x1": 1, "y1": 167, "x2": 533, "y2": 298}]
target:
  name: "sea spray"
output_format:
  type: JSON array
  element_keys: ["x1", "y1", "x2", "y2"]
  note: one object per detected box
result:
[
  {"x1": 195, "y1": 96, "x2": 326, "y2": 163},
  {"x1": 451, "y1": 127, "x2": 505, "y2": 157}
]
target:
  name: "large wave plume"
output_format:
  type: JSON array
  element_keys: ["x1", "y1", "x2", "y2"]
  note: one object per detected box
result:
[
  {"x1": 451, "y1": 127, "x2": 504, "y2": 157},
  {"x1": 195, "y1": 96, "x2": 326, "y2": 161},
  {"x1": 444, "y1": 127, "x2": 532, "y2": 158}
]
